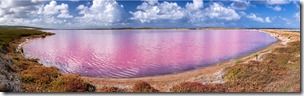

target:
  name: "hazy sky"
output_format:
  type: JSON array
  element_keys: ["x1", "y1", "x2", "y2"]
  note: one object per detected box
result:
[{"x1": 0, "y1": 0, "x2": 300, "y2": 29}]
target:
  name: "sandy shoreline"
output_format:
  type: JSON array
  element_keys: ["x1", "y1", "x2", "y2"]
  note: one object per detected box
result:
[{"x1": 17, "y1": 29, "x2": 300, "y2": 92}]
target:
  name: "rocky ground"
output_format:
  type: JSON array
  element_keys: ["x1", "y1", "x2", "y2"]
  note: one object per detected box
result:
[{"x1": 0, "y1": 54, "x2": 21, "y2": 92}]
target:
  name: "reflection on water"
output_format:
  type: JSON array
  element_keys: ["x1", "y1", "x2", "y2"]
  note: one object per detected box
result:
[{"x1": 23, "y1": 30, "x2": 277, "y2": 78}]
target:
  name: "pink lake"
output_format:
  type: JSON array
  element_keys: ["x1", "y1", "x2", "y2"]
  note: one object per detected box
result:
[{"x1": 23, "y1": 30, "x2": 277, "y2": 78}]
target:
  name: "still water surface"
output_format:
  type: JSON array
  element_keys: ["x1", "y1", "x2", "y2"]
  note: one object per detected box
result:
[{"x1": 23, "y1": 30, "x2": 277, "y2": 78}]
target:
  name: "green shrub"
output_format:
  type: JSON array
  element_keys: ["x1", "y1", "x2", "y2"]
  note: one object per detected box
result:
[{"x1": 224, "y1": 64, "x2": 253, "y2": 81}]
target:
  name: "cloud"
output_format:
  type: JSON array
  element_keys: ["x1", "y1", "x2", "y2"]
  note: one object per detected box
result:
[
  {"x1": 31, "y1": 0, "x2": 44, "y2": 3},
  {"x1": 42, "y1": 1, "x2": 57, "y2": 15},
  {"x1": 265, "y1": 17, "x2": 271, "y2": 23},
  {"x1": 292, "y1": 1, "x2": 300, "y2": 8},
  {"x1": 266, "y1": 0, "x2": 290, "y2": 5},
  {"x1": 186, "y1": 0, "x2": 203, "y2": 10},
  {"x1": 0, "y1": 0, "x2": 44, "y2": 26},
  {"x1": 0, "y1": 0, "x2": 123, "y2": 28},
  {"x1": 0, "y1": 0, "x2": 75, "y2": 28},
  {"x1": 271, "y1": 5, "x2": 281, "y2": 11},
  {"x1": 241, "y1": 12, "x2": 272, "y2": 23},
  {"x1": 294, "y1": 12, "x2": 300, "y2": 21},
  {"x1": 76, "y1": 5, "x2": 88, "y2": 14},
  {"x1": 204, "y1": 3, "x2": 240, "y2": 21},
  {"x1": 130, "y1": 1, "x2": 186, "y2": 23},
  {"x1": 265, "y1": 0, "x2": 292, "y2": 11},
  {"x1": 0, "y1": 0, "x2": 43, "y2": 18},
  {"x1": 230, "y1": 0, "x2": 250, "y2": 10},
  {"x1": 247, "y1": 13, "x2": 264, "y2": 22},
  {"x1": 267, "y1": 5, "x2": 282, "y2": 11},
  {"x1": 130, "y1": 0, "x2": 240, "y2": 23},
  {"x1": 279, "y1": 16, "x2": 292, "y2": 25},
  {"x1": 143, "y1": 0, "x2": 158, "y2": 5},
  {"x1": 69, "y1": 0, "x2": 80, "y2": 2},
  {"x1": 75, "y1": 0, "x2": 124, "y2": 26},
  {"x1": 41, "y1": 0, "x2": 73, "y2": 18}
]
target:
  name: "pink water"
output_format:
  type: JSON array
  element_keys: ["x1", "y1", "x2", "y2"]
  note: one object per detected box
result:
[{"x1": 23, "y1": 30, "x2": 277, "y2": 78}]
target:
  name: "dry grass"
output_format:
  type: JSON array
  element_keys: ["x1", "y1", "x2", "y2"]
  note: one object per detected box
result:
[
  {"x1": 48, "y1": 74, "x2": 95, "y2": 92},
  {"x1": 170, "y1": 82, "x2": 225, "y2": 92},
  {"x1": 222, "y1": 41, "x2": 300, "y2": 92}
]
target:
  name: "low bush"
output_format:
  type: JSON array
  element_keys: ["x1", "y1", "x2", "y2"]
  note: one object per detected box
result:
[
  {"x1": 20, "y1": 66, "x2": 61, "y2": 84},
  {"x1": 48, "y1": 74, "x2": 95, "y2": 92},
  {"x1": 130, "y1": 81, "x2": 159, "y2": 92},
  {"x1": 15, "y1": 60, "x2": 37, "y2": 71}
]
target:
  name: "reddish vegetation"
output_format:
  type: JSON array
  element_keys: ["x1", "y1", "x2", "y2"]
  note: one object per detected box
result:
[
  {"x1": 294, "y1": 88, "x2": 300, "y2": 92},
  {"x1": 20, "y1": 66, "x2": 61, "y2": 84},
  {"x1": 130, "y1": 81, "x2": 159, "y2": 92},
  {"x1": 19, "y1": 63, "x2": 96, "y2": 92}
]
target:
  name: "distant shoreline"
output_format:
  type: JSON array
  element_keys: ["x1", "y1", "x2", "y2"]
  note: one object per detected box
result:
[
  {"x1": 0, "y1": 26, "x2": 300, "y2": 31},
  {"x1": 49, "y1": 28, "x2": 301, "y2": 31}
]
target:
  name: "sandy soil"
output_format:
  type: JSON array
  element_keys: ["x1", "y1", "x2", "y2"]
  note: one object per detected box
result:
[{"x1": 81, "y1": 29, "x2": 300, "y2": 92}]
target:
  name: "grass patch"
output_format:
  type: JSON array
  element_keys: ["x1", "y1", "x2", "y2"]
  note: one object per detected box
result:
[{"x1": 232, "y1": 59, "x2": 245, "y2": 64}]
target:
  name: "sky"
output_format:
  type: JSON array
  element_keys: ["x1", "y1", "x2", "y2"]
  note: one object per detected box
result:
[{"x1": 0, "y1": 0, "x2": 301, "y2": 29}]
